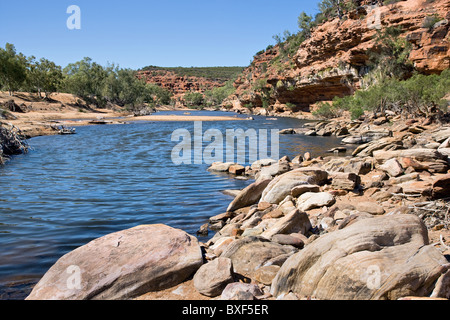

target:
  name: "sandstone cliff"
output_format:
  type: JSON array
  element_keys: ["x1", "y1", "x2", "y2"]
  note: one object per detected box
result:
[
  {"x1": 224, "y1": 0, "x2": 450, "y2": 115},
  {"x1": 137, "y1": 68, "x2": 226, "y2": 96}
]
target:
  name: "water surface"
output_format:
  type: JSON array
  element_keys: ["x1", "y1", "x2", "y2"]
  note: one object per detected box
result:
[{"x1": 0, "y1": 111, "x2": 345, "y2": 299}]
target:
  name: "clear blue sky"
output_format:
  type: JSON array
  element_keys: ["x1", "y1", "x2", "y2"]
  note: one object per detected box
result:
[{"x1": 0, "y1": 0, "x2": 320, "y2": 69}]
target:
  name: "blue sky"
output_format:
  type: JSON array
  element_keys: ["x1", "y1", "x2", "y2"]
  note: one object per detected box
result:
[{"x1": 0, "y1": 0, "x2": 320, "y2": 69}]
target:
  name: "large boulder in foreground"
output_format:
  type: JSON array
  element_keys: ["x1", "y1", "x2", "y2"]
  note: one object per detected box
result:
[
  {"x1": 260, "y1": 168, "x2": 328, "y2": 204},
  {"x1": 26, "y1": 224, "x2": 203, "y2": 300},
  {"x1": 271, "y1": 215, "x2": 449, "y2": 300}
]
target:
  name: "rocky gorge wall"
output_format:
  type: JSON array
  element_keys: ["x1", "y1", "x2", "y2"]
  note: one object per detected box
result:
[
  {"x1": 223, "y1": 0, "x2": 450, "y2": 115},
  {"x1": 137, "y1": 69, "x2": 226, "y2": 96}
]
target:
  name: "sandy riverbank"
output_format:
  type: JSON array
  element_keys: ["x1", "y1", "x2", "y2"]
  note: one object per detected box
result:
[{"x1": 0, "y1": 92, "x2": 247, "y2": 138}]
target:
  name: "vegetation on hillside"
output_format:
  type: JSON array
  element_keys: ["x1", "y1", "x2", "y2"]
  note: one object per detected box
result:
[
  {"x1": 313, "y1": 25, "x2": 449, "y2": 120},
  {"x1": 314, "y1": 70, "x2": 450, "y2": 119},
  {"x1": 140, "y1": 66, "x2": 245, "y2": 82},
  {"x1": 233, "y1": 0, "x2": 449, "y2": 119},
  {"x1": 182, "y1": 80, "x2": 237, "y2": 109}
]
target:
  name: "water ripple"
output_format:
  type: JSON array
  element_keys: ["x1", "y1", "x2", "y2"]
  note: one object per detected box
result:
[{"x1": 0, "y1": 111, "x2": 346, "y2": 299}]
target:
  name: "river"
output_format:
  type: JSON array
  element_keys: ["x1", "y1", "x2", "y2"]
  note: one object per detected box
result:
[{"x1": 0, "y1": 110, "x2": 346, "y2": 299}]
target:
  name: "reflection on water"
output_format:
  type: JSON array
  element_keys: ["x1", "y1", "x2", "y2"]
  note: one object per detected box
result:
[{"x1": 0, "y1": 111, "x2": 347, "y2": 299}]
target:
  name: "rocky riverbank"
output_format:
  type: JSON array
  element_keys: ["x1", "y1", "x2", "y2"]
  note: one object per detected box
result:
[{"x1": 24, "y1": 113, "x2": 450, "y2": 300}]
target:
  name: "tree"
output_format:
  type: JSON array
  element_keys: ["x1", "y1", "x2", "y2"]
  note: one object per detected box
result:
[
  {"x1": 0, "y1": 43, "x2": 27, "y2": 96},
  {"x1": 62, "y1": 57, "x2": 108, "y2": 106},
  {"x1": 27, "y1": 57, "x2": 63, "y2": 99},
  {"x1": 318, "y1": 0, "x2": 343, "y2": 20},
  {"x1": 298, "y1": 12, "x2": 314, "y2": 38},
  {"x1": 204, "y1": 80, "x2": 235, "y2": 107},
  {"x1": 183, "y1": 92, "x2": 204, "y2": 108}
]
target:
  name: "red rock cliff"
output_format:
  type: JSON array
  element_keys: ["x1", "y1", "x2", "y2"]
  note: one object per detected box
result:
[
  {"x1": 137, "y1": 69, "x2": 226, "y2": 95},
  {"x1": 224, "y1": 0, "x2": 449, "y2": 114}
]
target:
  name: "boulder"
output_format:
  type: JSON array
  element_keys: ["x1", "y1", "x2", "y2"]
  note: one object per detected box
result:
[
  {"x1": 271, "y1": 215, "x2": 449, "y2": 300},
  {"x1": 26, "y1": 224, "x2": 203, "y2": 300},
  {"x1": 227, "y1": 179, "x2": 271, "y2": 212},
  {"x1": 329, "y1": 172, "x2": 361, "y2": 190},
  {"x1": 221, "y1": 236, "x2": 297, "y2": 280},
  {"x1": 431, "y1": 270, "x2": 450, "y2": 299},
  {"x1": 399, "y1": 157, "x2": 429, "y2": 171},
  {"x1": 439, "y1": 137, "x2": 450, "y2": 149},
  {"x1": 352, "y1": 137, "x2": 403, "y2": 157},
  {"x1": 279, "y1": 128, "x2": 296, "y2": 134},
  {"x1": 251, "y1": 265, "x2": 281, "y2": 286},
  {"x1": 291, "y1": 184, "x2": 320, "y2": 197},
  {"x1": 193, "y1": 257, "x2": 234, "y2": 297},
  {"x1": 261, "y1": 209, "x2": 312, "y2": 239},
  {"x1": 354, "y1": 201, "x2": 385, "y2": 215},
  {"x1": 208, "y1": 162, "x2": 236, "y2": 172},
  {"x1": 296, "y1": 192, "x2": 335, "y2": 212},
  {"x1": 259, "y1": 168, "x2": 328, "y2": 204},
  {"x1": 379, "y1": 158, "x2": 404, "y2": 178},
  {"x1": 341, "y1": 135, "x2": 372, "y2": 144},
  {"x1": 209, "y1": 237, "x2": 235, "y2": 257},
  {"x1": 228, "y1": 164, "x2": 245, "y2": 175},
  {"x1": 304, "y1": 130, "x2": 317, "y2": 136},
  {"x1": 432, "y1": 127, "x2": 450, "y2": 143},
  {"x1": 374, "y1": 149, "x2": 445, "y2": 164},
  {"x1": 221, "y1": 282, "x2": 264, "y2": 300},
  {"x1": 303, "y1": 152, "x2": 312, "y2": 161},
  {"x1": 438, "y1": 148, "x2": 450, "y2": 157},
  {"x1": 432, "y1": 173, "x2": 450, "y2": 199},
  {"x1": 250, "y1": 159, "x2": 277, "y2": 170},
  {"x1": 271, "y1": 234, "x2": 305, "y2": 249},
  {"x1": 322, "y1": 157, "x2": 373, "y2": 175},
  {"x1": 256, "y1": 162, "x2": 290, "y2": 181},
  {"x1": 389, "y1": 172, "x2": 419, "y2": 185},
  {"x1": 209, "y1": 211, "x2": 234, "y2": 224}
]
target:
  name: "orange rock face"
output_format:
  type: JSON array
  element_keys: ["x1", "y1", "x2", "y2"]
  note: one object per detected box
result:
[
  {"x1": 137, "y1": 69, "x2": 226, "y2": 95},
  {"x1": 225, "y1": 0, "x2": 450, "y2": 113}
]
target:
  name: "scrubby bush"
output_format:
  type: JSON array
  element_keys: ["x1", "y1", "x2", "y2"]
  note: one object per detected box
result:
[
  {"x1": 332, "y1": 69, "x2": 450, "y2": 119},
  {"x1": 422, "y1": 14, "x2": 442, "y2": 32},
  {"x1": 183, "y1": 92, "x2": 205, "y2": 108},
  {"x1": 312, "y1": 102, "x2": 339, "y2": 119},
  {"x1": 203, "y1": 80, "x2": 235, "y2": 108}
]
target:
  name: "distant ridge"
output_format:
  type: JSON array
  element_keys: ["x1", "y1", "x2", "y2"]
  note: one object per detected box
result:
[{"x1": 139, "y1": 66, "x2": 245, "y2": 82}]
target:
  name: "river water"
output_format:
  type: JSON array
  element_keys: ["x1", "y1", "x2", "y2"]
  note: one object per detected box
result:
[{"x1": 0, "y1": 111, "x2": 345, "y2": 299}]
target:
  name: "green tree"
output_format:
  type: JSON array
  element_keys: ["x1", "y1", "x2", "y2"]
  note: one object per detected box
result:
[
  {"x1": 116, "y1": 68, "x2": 153, "y2": 107},
  {"x1": 183, "y1": 92, "x2": 204, "y2": 108},
  {"x1": 0, "y1": 43, "x2": 27, "y2": 96},
  {"x1": 298, "y1": 12, "x2": 314, "y2": 38},
  {"x1": 204, "y1": 80, "x2": 235, "y2": 107},
  {"x1": 62, "y1": 57, "x2": 108, "y2": 106},
  {"x1": 318, "y1": 0, "x2": 343, "y2": 20},
  {"x1": 27, "y1": 57, "x2": 63, "y2": 99}
]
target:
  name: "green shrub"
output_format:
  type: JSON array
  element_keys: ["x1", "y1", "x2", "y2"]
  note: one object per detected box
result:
[
  {"x1": 203, "y1": 80, "x2": 235, "y2": 107},
  {"x1": 332, "y1": 69, "x2": 450, "y2": 119},
  {"x1": 183, "y1": 92, "x2": 204, "y2": 107},
  {"x1": 312, "y1": 102, "x2": 338, "y2": 119},
  {"x1": 422, "y1": 14, "x2": 442, "y2": 32}
]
